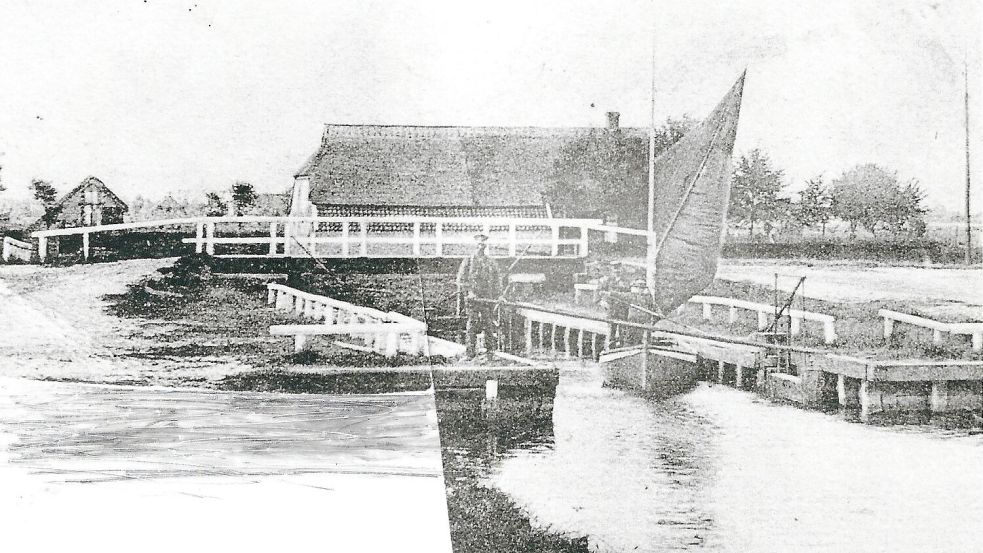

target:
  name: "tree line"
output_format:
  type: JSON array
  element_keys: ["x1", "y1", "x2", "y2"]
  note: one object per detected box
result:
[
  {"x1": 15, "y1": 179, "x2": 263, "y2": 228},
  {"x1": 728, "y1": 149, "x2": 928, "y2": 240},
  {"x1": 543, "y1": 122, "x2": 929, "y2": 241}
]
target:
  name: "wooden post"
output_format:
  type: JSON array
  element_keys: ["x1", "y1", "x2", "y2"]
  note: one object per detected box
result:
[
  {"x1": 550, "y1": 225, "x2": 560, "y2": 256},
  {"x1": 294, "y1": 334, "x2": 308, "y2": 353},
  {"x1": 790, "y1": 316, "x2": 801, "y2": 336},
  {"x1": 883, "y1": 317, "x2": 895, "y2": 339},
  {"x1": 577, "y1": 329, "x2": 584, "y2": 358},
  {"x1": 525, "y1": 318, "x2": 533, "y2": 356},
  {"x1": 932, "y1": 329, "x2": 944, "y2": 344},
  {"x1": 508, "y1": 223, "x2": 517, "y2": 257},
  {"x1": 973, "y1": 332, "x2": 982, "y2": 351},
  {"x1": 195, "y1": 223, "x2": 205, "y2": 253},
  {"x1": 205, "y1": 222, "x2": 215, "y2": 255},
  {"x1": 579, "y1": 225, "x2": 589, "y2": 257},
  {"x1": 550, "y1": 324, "x2": 558, "y2": 355},
  {"x1": 837, "y1": 374, "x2": 848, "y2": 407},
  {"x1": 537, "y1": 321, "x2": 545, "y2": 352},
  {"x1": 640, "y1": 331, "x2": 650, "y2": 390},
  {"x1": 267, "y1": 287, "x2": 275, "y2": 305},
  {"x1": 717, "y1": 360, "x2": 726, "y2": 384},
  {"x1": 564, "y1": 327, "x2": 572, "y2": 358},
  {"x1": 341, "y1": 220, "x2": 350, "y2": 257},
  {"x1": 702, "y1": 303, "x2": 712, "y2": 320},
  {"x1": 359, "y1": 221, "x2": 368, "y2": 256},
  {"x1": 435, "y1": 222, "x2": 443, "y2": 257},
  {"x1": 728, "y1": 306, "x2": 738, "y2": 324},
  {"x1": 930, "y1": 380, "x2": 949, "y2": 413},
  {"x1": 269, "y1": 222, "x2": 278, "y2": 256},
  {"x1": 757, "y1": 311, "x2": 769, "y2": 330},
  {"x1": 824, "y1": 322, "x2": 837, "y2": 344},
  {"x1": 412, "y1": 222, "x2": 421, "y2": 256},
  {"x1": 735, "y1": 364, "x2": 744, "y2": 390},
  {"x1": 38, "y1": 235, "x2": 47, "y2": 262},
  {"x1": 859, "y1": 379, "x2": 871, "y2": 422},
  {"x1": 592, "y1": 333, "x2": 600, "y2": 360},
  {"x1": 82, "y1": 233, "x2": 90, "y2": 261},
  {"x1": 384, "y1": 332, "x2": 399, "y2": 357}
]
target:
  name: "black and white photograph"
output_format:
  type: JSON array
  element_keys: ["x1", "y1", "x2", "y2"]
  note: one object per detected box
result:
[{"x1": 0, "y1": 1, "x2": 981, "y2": 551}]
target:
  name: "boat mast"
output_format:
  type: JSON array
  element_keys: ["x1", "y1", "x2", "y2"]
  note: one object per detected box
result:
[
  {"x1": 646, "y1": 19, "x2": 657, "y2": 297},
  {"x1": 964, "y1": 61, "x2": 973, "y2": 264}
]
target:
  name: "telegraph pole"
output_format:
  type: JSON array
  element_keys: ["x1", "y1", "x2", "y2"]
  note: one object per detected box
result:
[{"x1": 964, "y1": 61, "x2": 973, "y2": 264}]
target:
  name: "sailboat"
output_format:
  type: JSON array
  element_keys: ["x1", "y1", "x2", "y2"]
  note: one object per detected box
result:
[{"x1": 598, "y1": 71, "x2": 747, "y2": 395}]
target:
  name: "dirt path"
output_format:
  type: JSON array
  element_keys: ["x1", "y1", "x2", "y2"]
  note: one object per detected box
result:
[{"x1": 0, "y1": 258, "x2": 253, "y2": 382}]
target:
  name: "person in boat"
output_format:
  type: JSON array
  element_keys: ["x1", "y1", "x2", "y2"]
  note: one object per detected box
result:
[
  {"x1": 457, "y1": 233, "x2": 503, "y2": 357},
  {"x1": 597, "y1": 261, "x2": 631, "y2": 346}
]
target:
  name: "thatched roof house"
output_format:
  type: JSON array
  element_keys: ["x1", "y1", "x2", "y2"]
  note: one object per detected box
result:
[{"x1": 289, "y1": 116, "x2": 646, "y2": 219}]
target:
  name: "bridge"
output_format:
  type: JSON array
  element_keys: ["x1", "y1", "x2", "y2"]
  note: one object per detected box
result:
[{"x1": 29, "y1": 215, "x2": 613, "y2": 262}]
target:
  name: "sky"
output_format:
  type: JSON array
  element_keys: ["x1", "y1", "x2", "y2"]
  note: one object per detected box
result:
[{"x1": 0, "y1": 0, "x2": 980, "y2": 212}]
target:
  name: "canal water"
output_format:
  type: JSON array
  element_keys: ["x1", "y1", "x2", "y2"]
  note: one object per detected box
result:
[{"x1": 444, "y1": 364, "x2": 983, "y2": 552}]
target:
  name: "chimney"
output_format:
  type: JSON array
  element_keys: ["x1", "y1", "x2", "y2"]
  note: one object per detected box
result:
[{"x1": 605, "y1": 111, "x2": 620, "y2": 130}]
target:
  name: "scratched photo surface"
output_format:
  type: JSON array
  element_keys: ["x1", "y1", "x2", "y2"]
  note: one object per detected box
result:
[{"x1": 1, "y1": 2, "x2": 981, "y2": 552}]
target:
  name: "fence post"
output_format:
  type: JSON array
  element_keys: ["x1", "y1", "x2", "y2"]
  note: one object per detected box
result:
[
  {"x1": 269, "y1": 222, "x2": 278, "y2": 256},
  {"x1": 973, "y1": 332, "x2": 982, "y2": 351},
  {"x1": 82, "y1": 233, "x2": 90, "y2": 261},
  {"x1": 359, "y1": 221, "x2": 368, "y2": 256},
  {"x1": 435, "y1": 222, "x2": 443, "y2": 257},
  {"x1": 702, "y1": 303, "x2": 712, "y2": 320},
  {"x1": 790, "y1": 316, "x2": 801, "y2": 336},
  {"x1": 508, "y1": 223, "x2": 517, "y2": 257},
  {"x1": 267, "y1": 287, "x2": 275, "y2": 305},
  {"x1": 757, "y1": 311, "x2": 769, "y2": 330},
  {"x1": 579, "y1": 225, "x2": 589, "y2": 257},
  {"x1": 195, "y1": 223, "x2": 204, "y2": 253},
  {"x1": 205, "y1": 222, "x2": 215, "y2": 255},
  {"x1": 824, "y1": 322, "x2": 837, "y2": 344},
  {"x1": 412, "y1": 222, "x2": 421, "y2": 256},
  {"x1": 341, "y1": 220, "x2": 350, "y2": 257},
  {"x1": 728, "y1": 306, "x2": 738, "y2": 324},
  {"x1": 883, "y1": 317, "x2": 895, "y2": 339},
  {"x1": 551, "y1": 225, "x2": 560, "y2": 257}
]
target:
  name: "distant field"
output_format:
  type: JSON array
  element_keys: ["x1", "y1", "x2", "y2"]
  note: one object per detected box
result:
[{"x1": 715, "y1": 261, "x2": 982, "y2": 321}]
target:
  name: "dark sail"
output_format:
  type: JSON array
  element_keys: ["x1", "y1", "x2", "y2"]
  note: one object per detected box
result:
[{"x1": 649, "y1": 72, "x2": 746, "y2": 314}]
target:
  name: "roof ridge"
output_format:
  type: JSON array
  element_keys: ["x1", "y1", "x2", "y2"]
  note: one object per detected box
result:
[{"x1": 320, "y1": 124, "x2": 646, "y2": 140}]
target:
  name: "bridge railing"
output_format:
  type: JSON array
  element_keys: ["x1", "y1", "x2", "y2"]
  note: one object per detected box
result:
[
  {"x1": 879, "y1": 309, "x2": 983, "y2": 351},
  {"x1": 2, "y1": 236, "x2": 32, "y2": 262},
  {"x1": 267, "y1": 283, "x2": 466, "y2": 357},
  {"x1": 31, "y1": 215, "x2": 601, "y2": 261},
  {"x1": 684, "y1": 295, "x2": 838, "y2": 344}
]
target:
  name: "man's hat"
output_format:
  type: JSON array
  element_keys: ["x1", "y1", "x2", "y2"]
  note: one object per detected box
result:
[{"x1": 473, "y1": 233, "x2": 489, "y2": 242}]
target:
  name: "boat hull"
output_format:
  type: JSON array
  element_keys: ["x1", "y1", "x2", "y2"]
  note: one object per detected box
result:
[{"x1": 599, "y1": 346, "x2": 699, "y2": 398}]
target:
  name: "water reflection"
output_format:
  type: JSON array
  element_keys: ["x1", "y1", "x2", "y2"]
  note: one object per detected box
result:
[{"x1": 483, "y1": 366, "x2": 983, "y2": 552}]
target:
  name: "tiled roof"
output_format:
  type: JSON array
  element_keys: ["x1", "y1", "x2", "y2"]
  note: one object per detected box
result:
[{"x1": 299, "y1": 124, "x2": 646, "y2": 208}]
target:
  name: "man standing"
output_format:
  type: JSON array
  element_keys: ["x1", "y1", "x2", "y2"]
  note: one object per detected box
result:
[
  {"x1": 457, "y1": 233, "x2": 503, "y2": 357},
  {"x1": 598, "y1": 261, "x2": 631, "y2": 346}
]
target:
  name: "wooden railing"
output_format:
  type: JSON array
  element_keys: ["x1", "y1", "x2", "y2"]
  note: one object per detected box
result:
[
  {"x1": 2, "y1": 236, "x2": 32, "y2": 262},
  {"x1": 267, "y1": 283, "x2": 465, "y2": 357},
  {"x1": 32, "y1": 215, "x2": 602, "y2": 261},
  {"x1": 685, "y1": 295, "x2": 838, "y2": 344},
  {"x1": 879, "y1": 309, "x2": 983, "y2": 351}
]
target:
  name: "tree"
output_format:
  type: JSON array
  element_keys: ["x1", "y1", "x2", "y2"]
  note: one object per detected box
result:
[
  {"x1": 830, "y1": 164, "x2": 925, "y2": 238},
  {"x1": 796, "y1": 175, "x2": 834, "y2": 236},
  {"x1": 728, "y1": 149, "x2": 787, "y2": 239},
  {"x1": 231, "y1": 181, "x2": 257, "y2": 216},
  {"x1": 30, "y1": 179, "x2": 61, "y2": 228},
  {"x1": 544, "y1": 116, "x2": 696, "y2": 227},
  {"x1": 204, "y1": 192, "x2": 227, "y2": 217}
]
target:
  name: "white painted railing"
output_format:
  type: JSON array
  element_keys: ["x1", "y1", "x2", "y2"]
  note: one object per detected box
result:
[
  {"x1": 879, "y1": 309, "x2": 983, "y2": 351},
  {"x1": 685, "y1": 295, "x2": 838, "y2": 344},
  {"x1": 267, "y1": 283, "x2": 466, "y2": 357},
  {"x1": 2, "y1": 236, "x2": 32, "y2": 262},
  {"x1": 267, "y1": 283, "x2": 427, "y2": 356},
  {"x1": 32, "y1": 215, "x2": 601, "y2": 261}
]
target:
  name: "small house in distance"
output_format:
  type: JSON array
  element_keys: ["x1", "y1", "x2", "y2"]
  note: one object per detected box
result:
[{"x1": 29, "y1": 176, "x2": 128, "y2": 230}]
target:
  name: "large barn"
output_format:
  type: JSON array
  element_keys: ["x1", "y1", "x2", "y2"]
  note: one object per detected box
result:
[{"x1": 288, "y1": 114, "x2": 645, "y2": 221}]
